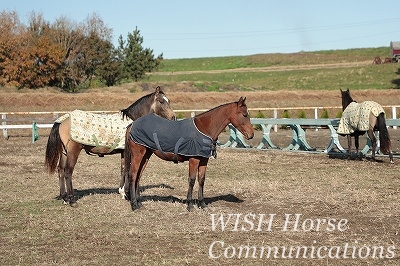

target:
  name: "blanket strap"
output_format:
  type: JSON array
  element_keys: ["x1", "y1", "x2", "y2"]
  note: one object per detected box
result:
[
  {"x1": 173, "y1": 137, "x2": 184, "y2": 163},
  {"x1": 153, "y1": 133, "x2": 169, "y2": 161},
  {"x1": 153, "y1": 133, "x2": 184, "y2": 164},
  {"x1": 91, "y1": 134, "x2": 119, "y2": 154}
]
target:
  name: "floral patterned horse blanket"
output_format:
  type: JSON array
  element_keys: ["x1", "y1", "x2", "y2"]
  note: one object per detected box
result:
[
  {"x1": 337, "y1": 101, "x2": 385, "y2": 135},
  {"x1": 129, "y1": 113, "x2": 216, "y2": 161},
  {"x1": 55, "y1": 110, "x2": 132, "y2": 151}
]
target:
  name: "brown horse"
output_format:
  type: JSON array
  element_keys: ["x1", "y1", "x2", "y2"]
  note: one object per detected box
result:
[
  {"x1": 45, "y1": 87, "x2": 176, "y2": 206},
  {"x1": 125, "y1": 97, "x2": 254, "y2": 211},
  {"x1": 338, "y1": 89, "x2": 393, "y2": 163}
]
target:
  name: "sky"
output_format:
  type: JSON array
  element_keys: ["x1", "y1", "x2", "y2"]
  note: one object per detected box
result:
[{"x1": 2, "y1": 1, "x2": 400, "y2": 59}]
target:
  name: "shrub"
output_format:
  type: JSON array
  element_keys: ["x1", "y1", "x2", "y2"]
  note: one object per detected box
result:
[
  {"x1": 297, "y1": 110, "x2": 306, "y2": 119},
  {"x1": 254, "y1": 111, "x2": 265, "y2": 130},
  {"x1": 321, "y1": 109, "x2": 329, "y2": 118},
  {"x1": 281, "y1": 110, "x2": 290, "y2": 129},
  {"x1": 336, "y1": 111, "x2": 343, "y2": 118}
]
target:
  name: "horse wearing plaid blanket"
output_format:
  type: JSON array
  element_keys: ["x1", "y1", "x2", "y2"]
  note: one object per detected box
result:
[{"x1": 337, "y1": 89, "x2": 393, "y2": 163}]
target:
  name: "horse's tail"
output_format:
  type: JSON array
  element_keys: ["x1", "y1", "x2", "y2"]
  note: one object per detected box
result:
[
  {"x1": 124, "y1": 124, "x2": 132, "y2": 175},
  {"x1": 377, "y1": 113, "x2": 392, "y2": 155},
  {"x1": 122, "y1": 124, "x2": 133, "y2": 196},
  {"x1": 45, "y1": 123, "x2": 62, "y2": 174}
]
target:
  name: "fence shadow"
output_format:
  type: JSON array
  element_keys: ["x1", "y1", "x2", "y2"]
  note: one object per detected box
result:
[{"x1": 391, "y1": 68, "x2": 400, "y2": 89}]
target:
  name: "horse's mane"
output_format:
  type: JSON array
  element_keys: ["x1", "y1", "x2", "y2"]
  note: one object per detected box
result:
[
  {"x1": 120, "y1": 90, "x2": 165, "y2": 120},
  {"x1": 195, "y1": 101, "x2": 241, "y2": 117}
]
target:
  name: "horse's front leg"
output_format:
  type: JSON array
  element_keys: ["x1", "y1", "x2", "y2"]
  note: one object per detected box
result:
[
  {"x1": 354, "y1": 135, "x2": 362, "y2": 160},
  {"x1": 197, "y1": 158, "x2": 209, "y2": 209},
  {"x1": 367, "y1": 130, "x2": 377, "y2": 161},
  {"x1": 347, "y1": 135, "x2": 352, "y2": 159},
  {"x1": 187, "y1": 158, "x2": 200, "y2": 211}
]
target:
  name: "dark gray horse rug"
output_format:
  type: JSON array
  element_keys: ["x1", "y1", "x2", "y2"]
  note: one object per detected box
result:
[
  {"x1": 337, "y1": 101, "x2": 385, "y2": 135},
  {"x1": 129, "y1": 114, "x2": 216, "y2": 160}
]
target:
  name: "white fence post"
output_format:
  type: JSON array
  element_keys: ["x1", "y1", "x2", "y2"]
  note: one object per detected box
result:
[
  {"x1": 392, "y1": 106, "x2": 397, "y2": 129},
  {"x1": 314, "y1": 108, "x2": 318, "y2": 131},
  {"x1": 2, "y1": 114, "x2": 7, "y2": 139},
  {"x1": 273, "y1": 109, "x2": 277, "y2": 132}
]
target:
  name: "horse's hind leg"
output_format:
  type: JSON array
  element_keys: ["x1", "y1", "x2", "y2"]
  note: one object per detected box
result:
[
  {"x1": 118, "y1": 152, "x2": 126, "y2": 199},
  {"x1": 197, "y1": 158, "x2": 209, "y2": 209},
  {"x1": 57, "y1": 153, "x2": 67, "y2": 201},
  {"x1": 63, "y1": 144, "x2": 81, "y2": 206},
  {"x1": 127, "y1": 142, "x2": 149, "y2": 211},
  {"x1": 187, "y1": 158, "x2": 200, "y2": 211}
]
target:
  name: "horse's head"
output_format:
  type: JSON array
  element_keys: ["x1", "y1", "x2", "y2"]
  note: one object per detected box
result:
[
  {"x1": 151, "y1": 86, "x2": 176, "y2": 120},
  {"x1": 340, "y1": 89, "x2": 355, "y2": 110},
  {"x1": 230, "y1": 97, "x2": 254, "y2": 140}
]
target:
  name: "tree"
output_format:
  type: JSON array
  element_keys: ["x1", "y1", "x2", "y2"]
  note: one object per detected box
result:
[
  {"x1": 48, "y1": 13, "x2": 115, "y2": 91},
  {"x1": 0, "y1": 10, "x2": 25, "y2": 87},
  {"x1": 119, "y1": 27, "x2": 163, "y2": 81},
  {"x1": 11, "y1": 12, "x2": 64, "y2": 89},
  {"x1": 96, "y1": 44, "x2": 122, "y2": 87}
]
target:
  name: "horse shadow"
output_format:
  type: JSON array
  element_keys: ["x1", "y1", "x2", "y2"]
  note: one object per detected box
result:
[
  {"x1": 58, "y1": 183, "x2": 244, "y2": 206},
  {"x1": 56, "y1": 183, "x2": 174, "y2": 201},
  {"x1": 140, "y1": 193, "x2": 244, "y2": 206},
  {"x1": 328, "y1": 152, "x2": 384, "y2": 163}
]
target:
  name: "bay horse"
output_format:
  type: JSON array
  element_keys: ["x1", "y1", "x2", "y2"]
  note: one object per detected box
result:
[
  {"x1": 45, "y1": 86, "x2": 176, "y2": 206},
  {"x1": 338, "y1": 89, "x2": 393, "y2": 163},
  {"x1": 125, "y1": 96, "x2": 254, "y2": 211}
]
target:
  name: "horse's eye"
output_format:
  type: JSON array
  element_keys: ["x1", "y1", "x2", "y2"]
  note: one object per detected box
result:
[{"x1": 243, "y1": 113, "x2": 248, "y2": 118}]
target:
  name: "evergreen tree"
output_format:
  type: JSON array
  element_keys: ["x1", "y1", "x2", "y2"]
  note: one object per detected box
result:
[{"x1": 119, "y1": 27, "x2": 163, "y2": 81}]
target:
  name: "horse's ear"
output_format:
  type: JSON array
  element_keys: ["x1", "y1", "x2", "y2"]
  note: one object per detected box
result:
[
  {"x1": 238, "y1": 97, "x2": 246, "y2": 106},
  {"x1": 155, "y1": 86, "x2": 161, "y2": 94}
]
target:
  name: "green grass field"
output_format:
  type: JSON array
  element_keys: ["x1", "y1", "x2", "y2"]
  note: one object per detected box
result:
[{"x1": 147, "y1": 47, "x2": 400, "y2": 91}]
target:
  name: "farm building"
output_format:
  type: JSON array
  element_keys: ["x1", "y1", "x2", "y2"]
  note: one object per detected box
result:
[{"x1": 390, "y1": 41, "x2": 400, "y2": 62}]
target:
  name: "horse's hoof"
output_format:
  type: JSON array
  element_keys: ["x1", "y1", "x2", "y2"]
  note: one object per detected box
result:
[
  {"x1": 130, "y1": 202, "x2": 142, "y2": 211},
  {"x1": 187, "y1": 204, "x2": 194, "y2": 212},
  {"x1": 70, "y1": 202, "x2": 78, "y2": 208},
  {"x1": 198, "y1": 202, "x2": 207, "y2": 209}
]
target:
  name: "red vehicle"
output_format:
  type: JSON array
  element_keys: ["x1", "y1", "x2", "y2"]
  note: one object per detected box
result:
[{"x1": 390, "y1": 41, "x2": 400, "y2": 62}]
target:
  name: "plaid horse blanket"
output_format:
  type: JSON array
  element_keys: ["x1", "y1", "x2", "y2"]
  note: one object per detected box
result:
[
  {"x1": 55, "y1": 110, "x2": 132, "y2": 150},
  {"x1": 129, "y1": 114, "x2": 216, "y2": 160},
  {"x1": 337, "y1": 101, "x2": 385, "y2": 135}
]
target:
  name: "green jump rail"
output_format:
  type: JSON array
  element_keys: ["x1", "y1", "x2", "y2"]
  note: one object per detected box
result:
[{"x1": 219, "y1": 118, "x2": 400, "y2": 156}]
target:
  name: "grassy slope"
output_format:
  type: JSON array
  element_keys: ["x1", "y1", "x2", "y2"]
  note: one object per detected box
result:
[{"x1": 148, "y1": 47, "x2": 400, "y2": 91}]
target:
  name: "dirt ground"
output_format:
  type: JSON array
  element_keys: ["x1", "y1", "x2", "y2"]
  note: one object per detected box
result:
[
  {"x1": 0, "y1": 86, "x2": 399, "y2": 113},
  {"x1": 0, "y1": 86, "x2": 399, "y2": 265},
  {"x1": 0, "y1": 129, "x2": 399, "y2": 265}
]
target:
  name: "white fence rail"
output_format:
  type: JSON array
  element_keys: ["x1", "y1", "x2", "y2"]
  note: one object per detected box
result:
[{"x1": 1, "y1": 106, "x2": 399, "y2": 142}]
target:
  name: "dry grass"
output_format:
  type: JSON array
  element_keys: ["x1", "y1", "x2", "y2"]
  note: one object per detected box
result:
[
  {"x1": 0, "y1": 84, "x2": 399, "y2": 265},
  {"x1": 0, "y1": 135, "x2": 399, "y2": 265}
]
